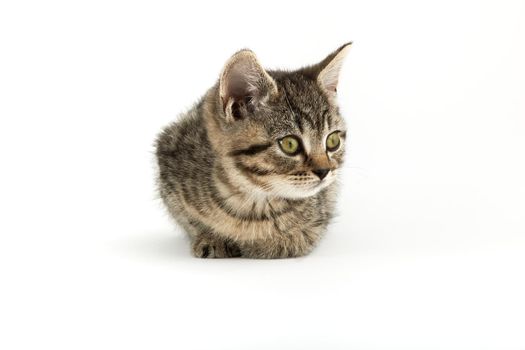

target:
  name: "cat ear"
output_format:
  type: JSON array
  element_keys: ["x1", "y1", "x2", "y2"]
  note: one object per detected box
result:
[
  {"x1": 219, "y1": 49, "x2": 278, "y2": 122},
  {"x1": 315, "y1": 42, "x2": 352, "y2": 95}
]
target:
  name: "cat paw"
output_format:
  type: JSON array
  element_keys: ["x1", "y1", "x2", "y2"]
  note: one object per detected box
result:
[{"x1": 192, "y1": 235, "x2": 242, "y2": 258}]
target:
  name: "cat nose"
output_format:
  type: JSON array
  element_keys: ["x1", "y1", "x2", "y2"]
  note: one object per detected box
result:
[{"x1": 312, "y1": 168, "x2": 330, "y2": 180}]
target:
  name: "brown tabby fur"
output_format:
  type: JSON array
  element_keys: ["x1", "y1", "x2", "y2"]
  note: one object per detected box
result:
[{"x1": 156, "y1": 43, "x2": 351, "y2": 258}]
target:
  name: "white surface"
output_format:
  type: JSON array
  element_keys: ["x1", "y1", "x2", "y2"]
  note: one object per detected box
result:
[{"x1": 1, "y1": 1, "x2": 525, "y2": 349}]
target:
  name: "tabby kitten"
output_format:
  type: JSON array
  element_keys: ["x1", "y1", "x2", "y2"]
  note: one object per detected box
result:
[{"x1": 156, "y1": 43, "x2": 351, "y2": 258}]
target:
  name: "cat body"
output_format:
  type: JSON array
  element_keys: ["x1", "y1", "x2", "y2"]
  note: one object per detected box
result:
[{"x1": 156, "y1": 44, "x2": 351, "y2": 258}]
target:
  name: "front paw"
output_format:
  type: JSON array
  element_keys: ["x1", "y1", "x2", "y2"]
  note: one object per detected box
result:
[{"x1": 192, "y1": 235, "x2": 241, "y2": 258}]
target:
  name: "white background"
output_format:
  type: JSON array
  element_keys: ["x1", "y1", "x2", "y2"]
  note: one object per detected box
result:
[{"x1": 1, "y1": 0, "x2": 524, "y2": 349}]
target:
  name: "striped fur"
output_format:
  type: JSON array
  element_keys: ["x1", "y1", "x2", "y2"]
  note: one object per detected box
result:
[{"x1": 156, "y1": 44, "x2": 351, "y2": 258}]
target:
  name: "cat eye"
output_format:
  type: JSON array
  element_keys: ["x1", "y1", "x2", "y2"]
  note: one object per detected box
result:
[
  {"x1": 326, "y1": 131, "x2": 341, "y2": 151},
  {"x1": 279, "y1": 135, "x2": 301, "y2": 155}
]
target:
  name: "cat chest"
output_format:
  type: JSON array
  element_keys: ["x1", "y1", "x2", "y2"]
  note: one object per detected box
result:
[{"x1": 183, "y1": 196, "x2": 311, "y2": 241}]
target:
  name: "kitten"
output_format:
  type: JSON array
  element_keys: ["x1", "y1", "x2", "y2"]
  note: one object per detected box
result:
[{"x1": 156, "y1": 43, "x2": 351, "y2": 258}]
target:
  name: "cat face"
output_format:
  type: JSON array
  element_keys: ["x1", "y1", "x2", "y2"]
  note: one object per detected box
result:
[{"x1": 211, "y1": 44, "x2": 350, "y2": 199}]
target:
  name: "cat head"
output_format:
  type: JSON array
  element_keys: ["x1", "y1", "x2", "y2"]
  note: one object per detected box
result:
[{"x1": 208, "y1": 43, "x2": 351, "y2": 199}]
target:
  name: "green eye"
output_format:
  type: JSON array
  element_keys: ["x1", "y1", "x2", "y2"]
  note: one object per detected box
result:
[
  {"x1": 279, "y1": 136, "x2": 300, "y2": 155},
  {"x1": 326, "y1": 132, "x2": 341, "y2": 151}
]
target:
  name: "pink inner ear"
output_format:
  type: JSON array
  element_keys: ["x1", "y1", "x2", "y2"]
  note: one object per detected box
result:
[
  {"x1": 317, "y1": 43, "x2": 351, "y2": 94},
  {"x1": 319, "y1": 65, "x2": 342, "y2": 93},
  {"x1": 325, "y1": 80, "x2": 338, "y2": 93},
  {"x1": 219, "y1": 50, "x2": 278, "y2": 120},
  {"x1": 222, "y1": 63, "x2": 258, "y2": 109}
]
